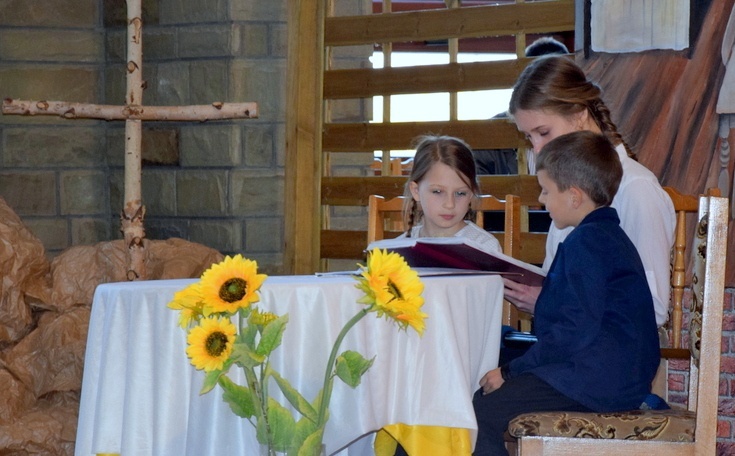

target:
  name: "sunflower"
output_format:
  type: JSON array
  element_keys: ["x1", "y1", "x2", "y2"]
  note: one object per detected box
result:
[
  {"x1": 186, "y1": 316, "x2": 237, "y2": 372},
  {"x1": 168, "y1": 282, "x2": 206, "y2": 328},
  {"x1": 249, "y1": 308, "x2": 278, "y2": 326},
  {"x1": 356, "y1": 249, "x2": 427, "y2": 335},
  {"x1": 199, "y1": 254, "x2": 268, "y2": 314}
]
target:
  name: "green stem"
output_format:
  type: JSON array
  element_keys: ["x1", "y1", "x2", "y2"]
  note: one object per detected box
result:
[
  {"x1": 316, "y1": 306, "x2": 371, "y2": 426},
  {"x1": 239, "y1": 308, "x2": 274, "y2": 448}
]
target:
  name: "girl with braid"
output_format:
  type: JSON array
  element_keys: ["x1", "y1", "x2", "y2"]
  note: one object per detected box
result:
[
  {"x1": 397, "y1": 135, "x2": 502, "y2": 254},
  {"x1": 502, "y1": 55, "x2": 675, "y2": 328}
]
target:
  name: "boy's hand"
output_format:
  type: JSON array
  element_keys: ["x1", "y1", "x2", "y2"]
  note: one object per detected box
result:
[
  {"x1": 479, "y1": 368, "x2": 504, "y2": 395},
  {"x1": 502, "y1": 278, "x2": 541, "y2": 314}
]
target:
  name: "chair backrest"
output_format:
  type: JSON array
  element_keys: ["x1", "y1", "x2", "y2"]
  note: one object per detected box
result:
[
  {"x1": 367, "y1": 193, "x2": 525, "y2": 329},
  {"x1": 688, "y1": 195, "x2": 728, "y2": 451},
  {"x1": 662, "y1": 186, "x2": 721, "y2": 353}
]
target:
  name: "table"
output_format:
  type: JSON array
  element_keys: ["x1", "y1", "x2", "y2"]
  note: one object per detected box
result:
[{"x1": 75, "y1": 273, "x2": 503, "y2": 456}]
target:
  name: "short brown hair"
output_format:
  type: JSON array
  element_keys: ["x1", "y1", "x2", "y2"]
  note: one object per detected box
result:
[{"x1": 536, "y1": 131, "x2": 622, "y2": 207}]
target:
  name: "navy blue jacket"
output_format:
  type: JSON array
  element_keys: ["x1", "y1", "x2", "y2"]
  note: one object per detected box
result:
[{"x1": 508, "y1": 207, "x2": 660, "y2": 411}]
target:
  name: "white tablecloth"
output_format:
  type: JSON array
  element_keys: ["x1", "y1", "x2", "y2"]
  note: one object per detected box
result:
[{"x1": 75, "y1": 273, "x2": 503, "y2": 456}]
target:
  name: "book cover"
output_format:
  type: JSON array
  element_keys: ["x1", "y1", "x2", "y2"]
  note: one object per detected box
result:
[{"x1": 366, "y1": 237, "x2": 546, "y2": 286}]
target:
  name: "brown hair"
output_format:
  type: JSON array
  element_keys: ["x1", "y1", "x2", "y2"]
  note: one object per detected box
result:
[
  {"x1": 509, "y1": 54, "x2": 635, "y2": 159},
  {"x1": 536, "y1": 131, "x2": 622, "y2": 207},
  {"x1": 403, "y1": 135, "x2": 482, "y2": 236}
]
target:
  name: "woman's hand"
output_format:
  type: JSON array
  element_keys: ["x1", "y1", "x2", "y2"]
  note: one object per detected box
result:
[
  {"x1": 479, "y1": 368, "x2": 505, "y2": 395},
  {"x1": 502, "y1": 278, "x2": 541, "y2": 314}
]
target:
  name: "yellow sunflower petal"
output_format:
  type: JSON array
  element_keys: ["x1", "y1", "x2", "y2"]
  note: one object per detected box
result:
[
  {"x1": 186, "y1": 316, "x2": 237, "y2": 372},
  {"x1": 200, "y1": 254, "x2": 268, "y2": 314},
  {"x1": 358, "y1": 249, "x2": 427, "y2": 335}
]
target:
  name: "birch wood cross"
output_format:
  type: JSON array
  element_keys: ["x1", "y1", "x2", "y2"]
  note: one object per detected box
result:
[{"x1": 2, "y1": 0, "x2": 258, "y2": 280}]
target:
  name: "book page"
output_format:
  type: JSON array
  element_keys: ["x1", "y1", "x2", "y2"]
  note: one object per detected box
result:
[{"x1": 367, "y1": 237, "x2": 546, "y2": 286}]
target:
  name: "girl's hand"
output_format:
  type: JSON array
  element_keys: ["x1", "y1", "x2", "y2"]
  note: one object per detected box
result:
[
  {"x1": 502, "y1": 278, "x2": 541, "y2": 314},
  {"x1": 479, "y1": 368, "x2": 505, "y2": 395}
]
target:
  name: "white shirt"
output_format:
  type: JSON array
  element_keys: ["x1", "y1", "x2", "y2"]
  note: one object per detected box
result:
[
  {"x1": 542, "y1": 144, "x2": 676, "y2": 327},
  {"x1": 401, "y1": 221, "x2": 503, "y2": 255}
]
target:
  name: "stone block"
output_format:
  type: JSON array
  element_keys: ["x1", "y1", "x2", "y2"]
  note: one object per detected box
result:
[
  {"x1": 142, "y1": 29, "x2": 178, "y2": 61},
  {"x1": 144, "y1": 218, "x2": 189, "y2": 241},
  {"x1": 180, "y1": 125, "x2": 241, "y2": 167},
  {"x1": 176, "y1": 171, "x2": 227, "y2": 216},
  {"x1": 4, "y1": 127, "x2": 105, "y2": 167},
  {"x1": 329, "y1": 98, "x2": 370, "y2": 122},
  {"x1": 160, "y1": 0, "x2": 228, "y2": 24},
  {"x1": 0, "y1": 67, "x2": 99, "y2": 102},
  {"x1": 71, "y1": 218, "x2": 112, "y2": 246},
  {"x1": 245, "y1": 217, "x2": 282, "y2": 253},
  {"x1": 0, "y1": 0, "x2": 97, "y2": 27},
  {"x1": 60, "y1": 170, "x2": 108, "y2": 215},
  {"x1": 103, "y1": 0, "x2": 160, "y2": 27},
  {"x1": 107, "y1": 127, "x2": 181, "y2": 167},
  {"x1": 189, "y1": 61, "x2": 229, "y2": 104},
  {"x1": 24, "y1": 218, "x2": 69, "y2": 251},
  {"x1": 104, "y1": 30, "x2": 126, "y2": 63},
  {"x1": 231, "y1": 60, "x2": 286, "y2": 121},
  {"x1": 230, "y1": 0, "x2": 286, "y2": 21},
  {"x1": 190, "y1": 220, "x2": 242, "y2": 253},
  {"x1": 142, "y1": 128, "x2": 180, "y2": 165},
  {"x1": 0, "y1": 29, "x2": 103, "y2": 62},
  {"x1": 231, "y1": 171, "x2": 283, "y2": 216},
  {"x1": 155, "y1": 62, "x2": 190, "y2": 105},
  {"x1": 237, "y1": 23, "x2": 268, "y2": 58},
  {"x1": 270, "y1": 23, "x2": 288, "y2": 58},
  {"x1": 103, "y1": 65, "x2": 127, "y2": 106},
  {"x1": 142, "y1": 170, "x2": 177, "y2": 216},
  {"x1": 0, "y1": 172, "x2": 57, "y2": 216},
  {"x1": 274, "y1": 123, "x2": 286, "y2": 167},
  {"x1": 333, "y1": 0, "x2": 372, "y2": 16},
  {"x1": 179, "y1": 25, "x2": 234, "y2": 59},
  {"x1": 243, "y1": 125, "x2": 274, "y2": 167},
  {"x1": 108, "y1": 170, "x2": 124, "y2": 212}
]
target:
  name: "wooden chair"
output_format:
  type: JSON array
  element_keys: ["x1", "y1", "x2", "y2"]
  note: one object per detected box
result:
[
  {"x1": 507, "y1": 194, "x2": 729, "y2": 455},
  {"x1": 366, "y1": 193, "x2": 523, "y2": 328},
  {"x1": 649, "y1": 187, "x2": 721, "y2": 397}
]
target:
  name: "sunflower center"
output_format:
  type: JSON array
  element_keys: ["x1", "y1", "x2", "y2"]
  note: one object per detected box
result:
[
  {"x1": 219, "y1": 278, "x2": 248, "y2": 302},
  {"x1": 387, "y1": 280, "x2": 403, "y2": 301},
  {"x1": 205, "y1": 331, "x2": 229, "y2": 357}
]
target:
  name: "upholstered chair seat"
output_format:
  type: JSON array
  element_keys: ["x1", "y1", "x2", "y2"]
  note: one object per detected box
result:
[{"x1": 508, "y1": 408, "x2": 695, "y2": 443}]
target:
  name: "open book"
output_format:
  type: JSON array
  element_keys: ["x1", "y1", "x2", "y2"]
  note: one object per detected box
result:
[{"x1": 366, "y1": 237, "x2": 546, "y2": 286}]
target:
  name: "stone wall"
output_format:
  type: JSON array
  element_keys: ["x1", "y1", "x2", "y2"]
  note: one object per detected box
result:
[{"x1": 0, "y1": 0, "x2": 308, "y2": 275}]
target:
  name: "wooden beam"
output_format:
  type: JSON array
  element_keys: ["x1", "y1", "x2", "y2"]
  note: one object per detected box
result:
[
  {"x1": 322, "y1": 119, "x2": 524, "y2": 152},
  {"x1": 321, "y1": 175, "x2": 542, "y2": 207},
  {"x1": 284, "y1": 0, "x2": 325, "y2": 275},
  {"x1": 324, "y1": 58, "x2": 535, "y2": 99},
  {"x1": 325, "y1": 0, "x2": 575, "y2": 46}
]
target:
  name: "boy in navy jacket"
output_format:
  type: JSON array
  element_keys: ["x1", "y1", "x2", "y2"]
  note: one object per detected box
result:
[{"x1": 472, "y1": 131, "x2": 660, "y2": 455}]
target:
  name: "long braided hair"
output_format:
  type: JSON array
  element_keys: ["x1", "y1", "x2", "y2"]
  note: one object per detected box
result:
[
  {"x1": 508, "y1": 54, "x2": 635, "y2": 159},
  {"x1": 402, "y1": 135, "x2": 482, "y2": 237}
]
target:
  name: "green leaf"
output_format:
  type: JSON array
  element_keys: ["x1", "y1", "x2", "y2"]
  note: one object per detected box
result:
[
  {"x1": 292, "y1": 416, "x2": 319, "y2": 449},
  {"x1": 335, "y1": 350, "x2": 375, "y2": 388},
  {"x1": 257, "y1": 314, "x2": 289, "y2": 356},
  {"x1": 298, "y1": 428, "x2": 325, "y2": 456},
  {"x1": 219, "y1": 375, "x2": 256, "y2": 419},
  {"x1": 272, "y1": 371, "x2": 319, "y2": 423},
  {"x1": 199, "y1": 361, "x2": 231, "y2": 394},
  {"x1": 241, "y1": 320, "x2": 258, "y2": 348},
  {"x1": 230, "y1": 340, "x2": 266, "y2": 369},
  {"x1": 256, "y1": 397, "x2": 297, "y2": 449}
]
